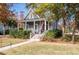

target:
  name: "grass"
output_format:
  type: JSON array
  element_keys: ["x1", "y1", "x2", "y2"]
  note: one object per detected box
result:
[
  {"x1": 0, "y1": 38, "x2": 27, "y2": 48},
  {"x1": 2, "y1": 42, "x2": 79, "y2": 55}
]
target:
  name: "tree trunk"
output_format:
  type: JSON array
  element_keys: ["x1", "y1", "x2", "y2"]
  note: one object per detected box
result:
[
  {"x1": 71, "y1": 28, "x2": 75, "y2": 44},
  {"x1": 71, "y1": 20, "x2": 76, "y2": 44},
  {"x1": 55, "y1": 20, "x2": 58, "y2": 29},
  {"x1": 62, "y1": 18, "x2": 66, "y2": 38},
  {"x1": 62, "y1": 26, "x2": 65, "y2": 37},
  {"x1": 71, "y1": 19, "x2": 77, "y2": 44}
]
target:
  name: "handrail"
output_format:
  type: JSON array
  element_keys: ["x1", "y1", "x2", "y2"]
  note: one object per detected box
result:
[{"x1": 30, "y1": 32, "x2": 35, "y2": 39}]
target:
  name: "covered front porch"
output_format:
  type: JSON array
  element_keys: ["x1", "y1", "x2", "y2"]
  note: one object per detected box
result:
[
  {"x1": 24, "y1": 9, "x2": 53, "y2": 34},
  {"x1": 25, "y1": 19, "x2": 50, "y2": 34}
]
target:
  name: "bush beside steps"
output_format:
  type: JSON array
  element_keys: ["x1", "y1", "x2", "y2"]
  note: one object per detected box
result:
[{"x1": 42, "y1": 29, "x2": 62, "y2": 42}]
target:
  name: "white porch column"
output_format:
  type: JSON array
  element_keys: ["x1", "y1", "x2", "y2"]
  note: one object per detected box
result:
[
  {"x1": 39, "y1": 21, "x2": 41, "y2": 34},
  {"x1": 25, "y1": 21, "x2": 27, "y2": 30},
  {"x1": 48, "y1": 22, "x2": 49, "y2": 30},
  {"x1": 44, "y1": 20, "x2": 46, "y2": 31},
  {"x1": 34, "y1": 21, "x2": 35, "y2": 34}
]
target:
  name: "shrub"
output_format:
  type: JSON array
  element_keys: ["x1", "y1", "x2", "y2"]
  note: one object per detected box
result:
[
  {"x1": 53, "y1": 29, "x2": 62, "y2": 38},
  {"x1": 63, "y1": 35, "x2": 79, "y2": 42},
  {"x1": 24, "y1": 30, "x2": 31, "y2": 39},
  {"x1": 46, "y1": 29, "x2": 62, "y2": 38},
  {"x1": 75, "y1": 36, "x2": 79, "y2": 42},
  {"x1": 9, "y1": 29, "x2": 18, "y2": 38},
  {"x1": 63, "y1": 35, "x2": 72, "y2": 42},
  {"x1": 42, "y1": 29, "x2": 62, "y2": 41},
  {"x1": 19, "y1": 28, "x2": 23, "y2": 30},
  {"x1": 9, "y1": 29, "x2": 31, "y2": 39},
  {"x1": 5, "y1": 29, "x2": 9, "y2": 35},
  {"x1": 0, "y1": 31, "x2": 3, "y2": 35}
]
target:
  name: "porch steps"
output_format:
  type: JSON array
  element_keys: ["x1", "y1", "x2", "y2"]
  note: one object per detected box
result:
[
  {"x1": 30, "y1": 34, "x2": 43, "y2": 41},
  {"x1": 29, "y1": 31, "x2": 48, "y2": 41}
]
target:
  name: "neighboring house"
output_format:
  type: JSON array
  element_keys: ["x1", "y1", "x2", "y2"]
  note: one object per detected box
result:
[
  {"x1": 0, "y1": 23, "x2": 8, "y2": 34},
  {"x1": 0, "y1": 23, "x2": 4, "y2": 34},
  {"x1": 17, "y1": 19, "x2": 25, "y2": 29},
  {"x1": 17, "y1": 8, "x2": 61, "y2": 34},
  {"x1": 0, "y1": 13, "x2": 17, "y2": 35}
]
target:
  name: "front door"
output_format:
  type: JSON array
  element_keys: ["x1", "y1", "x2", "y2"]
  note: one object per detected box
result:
[{"x1": 35, "y1": 24, "x2": 39, "y2": 34}]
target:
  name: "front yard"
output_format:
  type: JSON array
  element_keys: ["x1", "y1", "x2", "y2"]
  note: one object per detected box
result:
[
  {"x1": 2, "y1": 42, "x2": 79, "y2": 55},
  {"x1": 0, "y1": 37, "x2": 27, "y2": 48}
]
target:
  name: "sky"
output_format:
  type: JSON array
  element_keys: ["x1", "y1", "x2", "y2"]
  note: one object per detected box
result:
[{"x1": 10, "y1": 3, "x2": 29, "y2": 18}]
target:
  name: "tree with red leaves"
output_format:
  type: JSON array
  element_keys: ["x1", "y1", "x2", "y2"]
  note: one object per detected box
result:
[{"x1": 0, "y1": 3, "x2": 13, "y2": 24}]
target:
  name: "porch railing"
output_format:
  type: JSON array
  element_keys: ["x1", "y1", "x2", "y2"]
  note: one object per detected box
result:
[{"x1": 30, "y1": 32, "x2": 35, "y2": 39}]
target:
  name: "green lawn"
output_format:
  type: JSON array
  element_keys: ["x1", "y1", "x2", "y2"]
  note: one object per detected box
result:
[
  {"x1": 0, "y1": 38, "x2": 26, "y2": 48},
  {"x1": 2, "y1": 42, "x2": 79, "y2": 55}
]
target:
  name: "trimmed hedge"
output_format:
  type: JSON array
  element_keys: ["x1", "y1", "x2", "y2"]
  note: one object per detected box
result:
[
  {"x1": 9, "y1": 29, "x2": 31, "y2": 39},
  {"x1": 42, "y1": 29, "x2": 62, "y2": 41}
]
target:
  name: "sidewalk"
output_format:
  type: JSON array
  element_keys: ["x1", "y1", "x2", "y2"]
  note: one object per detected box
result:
[
  {"x1": 0, "y1": 39, "x2": 40, "y2": 52},
  {"x1": 0, "y1": 34, "x2": 42, "y2": 52}
]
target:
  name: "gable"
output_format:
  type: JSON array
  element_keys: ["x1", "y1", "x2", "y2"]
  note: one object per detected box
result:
[{"x1": 25, "y1": 8, "x2": 40, "y2": 20}]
